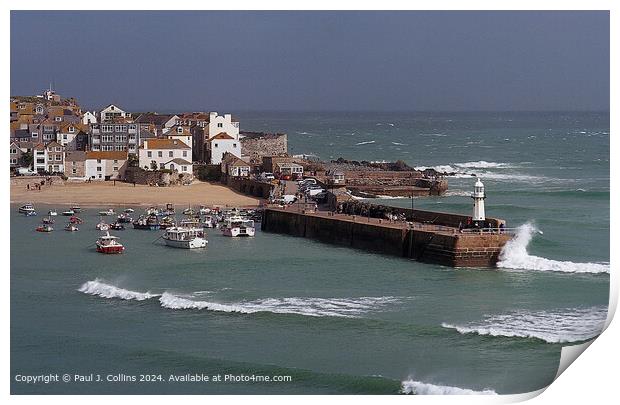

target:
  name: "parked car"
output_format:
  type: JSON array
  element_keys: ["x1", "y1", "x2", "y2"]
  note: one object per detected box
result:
[
  {"x1": 260, "y1": 172, "x2": 275, "y2": 181},
  {"x1": 306, "y1": 188, "x2": 325, "y2": 196},
  {"x1": 16, "y1": 167, "x2": 37, "y2": 176},
  {"x1": 298, "y1": 178, "x2": 316, "y2": 186}
]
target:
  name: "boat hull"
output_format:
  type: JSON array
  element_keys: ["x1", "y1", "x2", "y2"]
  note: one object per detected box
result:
[
  {"x1": 163, "y1": 237, "x2": 208, "y2": 249},
  {"x1": 133, "y1": 224, "x2": 160, "y2": 230},
  {"x1": 222, "y1": 227, "x2": 256, "y2": 237},
  {"x1": 96, "y1": 245, "x2": 124, "y2": 254}
]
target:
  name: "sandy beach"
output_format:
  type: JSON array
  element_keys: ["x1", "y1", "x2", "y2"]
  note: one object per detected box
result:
[{"x1": 10, "y1": 180, "x2": 261, "y2": 208}]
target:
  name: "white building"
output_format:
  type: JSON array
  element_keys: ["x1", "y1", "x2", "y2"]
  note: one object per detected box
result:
[
  {"x1": 100, "y1": 104, "x2": 127, "y2": 122},
  {"x1": 85, "y1": 151, "x2": 128, "y2": 181},
  {"x1": 82, "y1": 111, "x2": 97, "y2": 125},
  {"x1": 204, "y1": 112, "x2": 240, "y2": 164},
  {"x1": 33, "y1": 144, "x2": 46, "y2": 172},
  {"x1": 138, "y1": 138, "x2": 192, "y2": 175}
]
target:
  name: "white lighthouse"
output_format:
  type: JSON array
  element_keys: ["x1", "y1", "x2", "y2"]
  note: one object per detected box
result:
[{"x1": 471, "y1": 178, "x2": 486, "y2": 223}]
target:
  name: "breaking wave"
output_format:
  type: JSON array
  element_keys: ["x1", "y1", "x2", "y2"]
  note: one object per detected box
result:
[
  {"x1": 454, "y1": 161, "x2": 513, "y2": 169},
  {"x1": 497, "y1": 223, "x2": 610, "y2": 274},
  {"x1": 159, "y1": 293, "x2": 401, "y2": 317},
  {"x1": 414, "y1": 161, "x2": 555, "y2": 183},
  {"x1": 441, "y1": 306, "x2": 607, "y2": 344},
  {"x1": 400, "y1": 379, "x2": 497, "y2": 395},
  {"x1": 79, "y1": 280, "x2": 402, "y2": 318},
  {"x1": 355, "y1": 140, "x2": 376, "y2": 145},
  {"x1": 78, "y1": 279, "x2": 159, "y2": 301}
]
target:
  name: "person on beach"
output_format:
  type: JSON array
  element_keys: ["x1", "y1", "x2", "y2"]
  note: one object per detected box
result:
[{"x1": 27, "y1": 184, "x2": 30, "y2": 190}]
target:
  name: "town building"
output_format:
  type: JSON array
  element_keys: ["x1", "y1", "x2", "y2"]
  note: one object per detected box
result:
[
  {"x1": 9, "y1": 142, "x2": 25, "y2": 169},
  {"x1": 134, "y1": 113, "x2": 179, "y2": 137},
  {"x1": 221, "y1": 152, "x2": 251, "y2": 177},
  {"x1": 85, "y1": 151, "x2": 129, "y2": 181},
  {"x1": 99, "y1": 104, "x2": 127, "y2": 122},
  {"x1": 57, "y1": 122, "x2": 89, "y2": 151},
  {"x1": 82, "y1": 111, "x2": 97, "y2": 125},
  {"x1": 192, "y1": 112, "x2": 240, "y2": 164},
  {"x1": 89, "y1": 120, "x2": 139, "y2": 154},
  {"x1": 32, "y1": 143, "x2": 46, "y2": 173},
  {"x1": 138, "y1": 138, "x2": 192, "y2": 175},
  {"x1": 64, "y1": 151, "x2": 87, "y2": 180},
  {"x1": 45, "y1": 141, "x2": 65, "y2": 173}
]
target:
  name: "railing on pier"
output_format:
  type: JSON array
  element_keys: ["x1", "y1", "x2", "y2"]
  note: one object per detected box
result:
[{"x1": 458, "y1": 227, "x2": 518, "y2": 236}]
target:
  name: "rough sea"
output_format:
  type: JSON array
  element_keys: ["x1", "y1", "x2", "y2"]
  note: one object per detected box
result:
[{"x1": 11, "y1": 112, "x2": 609, "y2": 394}]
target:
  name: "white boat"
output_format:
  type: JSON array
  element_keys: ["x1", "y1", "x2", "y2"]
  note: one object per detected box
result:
[
  {"x1": 62, "y1": 209, "x2": 75, "y2": 216},
  {"x1": 71, "y1": 205, "x2": 82, "y2": 213},
  {"x1": 98, "y1": 208, "x2": 116, "y2": 216},
  {"x1": 199, "y1": 206, "x2": 211, "y2": 215},
  {"x1": 162, "y1": 226, "x2": 208, "y2": 249},
  {"x1": 202, "y1": 215, "x2": 217, "y2": 228},
  {"x1": 96, "y1": 220, "x2": 110, "y2": 231},
  {"x1": 183, "y1": 207, "x2": 195, "y2": 215},
  {"x1": 48, "y1": 209, "x2": 58, "y2": 216},
  {"x1": 124, "y1": 208, "x2": 135, "y2": 213},
  {"x1": 65, "y1": 223, "x2": 79, "y2": 232},
  {"x1": 221, "y1": 217, "x2": 256, "y2": 237},
  {"x1": 18, "y1": 203, "x2": 35, "y2": 214}
]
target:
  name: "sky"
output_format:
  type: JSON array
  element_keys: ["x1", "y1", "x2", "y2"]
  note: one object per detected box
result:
[{"x1": 10, "y1": 11, "x2": 610, "y2": 112}]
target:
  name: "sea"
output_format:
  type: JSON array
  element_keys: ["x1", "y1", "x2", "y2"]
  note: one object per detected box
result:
[{"x1": 11, "y1": 111, "x2": 609, "y2": 394}]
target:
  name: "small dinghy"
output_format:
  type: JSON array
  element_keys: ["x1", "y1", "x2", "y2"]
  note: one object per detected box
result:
[
  {"x1": 36, "y1": 224, "x2": 54, "y2": 232},
  {"x1": 65, "y1": 223, "x2": 79, "y2": 232}
]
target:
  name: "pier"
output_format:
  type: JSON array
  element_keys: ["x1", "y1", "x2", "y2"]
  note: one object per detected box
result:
[{"x1": 261, "y1": 207, "x2": 514, "y2": 268}]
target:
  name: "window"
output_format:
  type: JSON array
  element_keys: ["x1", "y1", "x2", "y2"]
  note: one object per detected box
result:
[
  {"x1": 98, "y1": 174, "x2": 102, "y2": 179},
  {"x1": 113, "y1": 166, "x2": 118, "y2": 171},
  {"x1": 72, "y1": 161, "x2": 76, "y2": 166},
  {"x1": 10, "y1": 158, "x2": 17, "y2": 164},
  {"x1": 233, "y1": 143, "x2": 237, "y2": 148},
  {"x1": 69, "y1": 126, "x2": 75, "y2": 133},
  {"x1": 55, "y1": 117, "x2": 62, "y2": 122},
  {"x1": 217, "y1": 123, "x2": 223, "y2": 128},
  {"x1": 113, "y1": 160, "x2": 118, "y2": 164},
  {"x1": 32, "y1": 132, "x2": 38, "y2": 138},
  {"x1": 63, "y1": 135, "x2": 67, "y2": 140},
  {"x1": 102, "y1": 135, "x2": 114, "y2": 142},
  {"x1": 55, "y1": 147, "x2": 61, "y2": 152},
  {"x1": 72, "y1": 168, "x2": 77, "y2": 174},
  {"x1": 214, "y1": 143, "x2": 218, "y2": 148},
  {"x1": 181, "y1": 166, "x2": 187, "y2": 172},
  {"x1": 160, "y1": 163, "x2": 165, "y2": 169},
  {"x1": 10, "y1": 148, "x2": 17, "y2": 154},
  {"x1": 129, "y1": 124, "x2": 136, "y2": 130},
  {"x1": 97, "y1": 159, "x2": 102, "y2": 163},
  {"x1": 169, "y1": 151, "x2": 173, "y2": 157},
  {"x1": 147, "y1": 151, "x2": 152, "y2": 158},
  {"x1": 97, "y1": 166, "x2": 102, "y2": 172},
  {"x1": 158, "y1": 151, "x2": 162, "y2": 158},
  {"x1": 101, "y1": 125, "x2": 114, "y2": 133},
  {"x1": 177, "y1": 127, "x2": 183, "y2": 134},
  {"x1": 55, "y1": 155, "x2": 61, "y2": 161},
  {"x1": 182, "y1": 151, "x2": 187, "y2": 157}
]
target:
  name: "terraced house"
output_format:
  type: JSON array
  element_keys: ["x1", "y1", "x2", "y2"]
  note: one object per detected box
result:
[{"x1": 89, "y1": 120, "x2": 139, "y2": 154}]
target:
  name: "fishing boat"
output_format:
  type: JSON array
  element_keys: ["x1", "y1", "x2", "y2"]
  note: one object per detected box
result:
[
  {"x1": 116, "y1": 213, "x2": 133, "y2": 223},
  {"x1": 18, "y1": 203, "x2": 35, "y2": 214},
  {"x1": 69, "y1": 216, "x2": 83, "y2": 224},
  {"x1": 202, "y1": 215, "x2": 217, "y2": 228},
  {"x1": 163, "y1": 203, "x2": 175, "y2": 216},
  {"x1": 183, "y1": 206, "x2": 195, "y2": 216},
  {"x1": 36, "y1": 224, "x2": 53, "y2": 232},
  {"x1": 199, "y1": 205, "x2": 211, "y2": 215},
  {"x1": 124, "y1": 208, "x2": 135, "y2": 213},
  {"x1": 71, "y1": 205, "x2": 82, "y2": 213},
  {"x1": 62, "y1": 209, "x2": 75, "y2": 216},
  {"x1": 98, "y1": 208, "x2": 116, "y2": 216},
  {"x1": 162, "y1": 226, "x2": 208, "y2": 249},
  {"x1": 110, "y1": 222, "x2": 125, "y2": 230},
  {"x1": 221, "y1": 217, "x2": 256, "y2": 237},
  {"x1": 145, "y1": 206, "x2": 162, "y2": 216},
  {"x1": 159, "y1": 216, "x2": 175, "y2": 229},
  {"x1": 65, "y1": 223, "x2": 79, "y2": 232},
  {"x1": 96, "y1": 220, "x2": 110, "y2": 231},
  {"x1": 96, "y1": 232, "x2": 125, "y2": 254},
  {"x1": 41, "y1": 216, "x2": 55, "y2": 224},
  {"x1": 48, "y1": 209, "x2": 58, "y2": 216},
  {"x1": 133, "y1": 214, "x2": 160, "y2": 230},
  {"x1": 24, "y1": 210, "x2": 38, "y2": 217}
]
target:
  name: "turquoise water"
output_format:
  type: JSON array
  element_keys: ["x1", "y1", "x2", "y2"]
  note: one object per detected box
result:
[{"x1": 11, "y1": 112, "x2": 609, "y2": 394}]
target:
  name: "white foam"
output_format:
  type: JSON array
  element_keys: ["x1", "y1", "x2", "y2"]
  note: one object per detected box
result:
[
  {"x1": 400, "y1": 379, "x2": 497, "y2": 395},
  {"x1": 391, "y1": 142, "x2": 406, "y2": 146},
  {"x1": 497, "y1": 223, "x2": 610, "y2": 274},
  {"x1": 454, "y1": 161, "x2": 513, "y2": 169},
  {"x1": 159, "y1": 292, "x2": 401, "y2": 318},
  {"x1": 444, "y1": 190, "x2": 471, "y2": 197},
  {"x1": 355, "y1": 140, "x2": 376, "y2": 145},
  {"x1": 442, "y1": 306, "x2": 607, "y2": 344},
  {"x1": 78, "y1": 279, "x2": 159, "y2": 301}
]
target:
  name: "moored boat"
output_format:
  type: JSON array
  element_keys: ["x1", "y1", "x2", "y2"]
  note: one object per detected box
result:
[
  {"x1": 159, "y1": 216, "x2": 175, "y2": 229},
  {"x1": 133, "y1": 214, "x2": 160, "y2": 230},
  {"x1": 110, "y1": 222, "x2": 125, "y2": 230},
  {"x1": 36, "y1": 224, "x2": 53, "y2": 232},
  {"x1": 96, "y1": 220, "x2": 110, "y2": 231},
  {"x1": 199, "y1": 205, "x2": 211, "y2": 215},
  {"x1": 202, "y1": 215, "x2": 217, "y2": 228},
  {"x1": 41, "y1": 216, "x2": 55, "y2": 224},
  {"x1": 116, "y1": 213, "x2": 133, "y2": 223},
  {"x1": 183, "y1": 206, "x2": 195, "y2": 216},
  {"x1": 48, "y1": 209, "x2": 58, "y2": 216},
  {"x1": 69, "y1": 216, "x2": 83, "y2": 224},
  {"x1": 24, "y1": 210, "x2": 38, "y2": 217},
  {"x1": 221, "y1": 217, "x2": 256, "y2": 237},
  {"x1": 98, "y1": 208, "x2": 116, "y2": 216},
  {"x1": 65, "y1": 223, "x2": 79, "y2": 232},
  {"x1": 96, "y1": 232, "x2": 124, "y2": 254},
  {"x1": 71, "y1": 205, "x2": 81, "y2": 213},
  {"x1": 19, "y1": 203, "x2": 35, "y2": 214},
  {"x1": 62, "y1": 209, "x2": 75, "y2": 216},
  {"x1": 124, "y1": 208, "x2": 135, "y2": 213},
  {"x1": 162, "y1": 226, "x2": 208, "y2": 249}
]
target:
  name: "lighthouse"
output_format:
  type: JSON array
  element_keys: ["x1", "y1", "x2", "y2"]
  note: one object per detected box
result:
[{"x1": 471, "y1": 178, "x2": 486, "y2": 225}]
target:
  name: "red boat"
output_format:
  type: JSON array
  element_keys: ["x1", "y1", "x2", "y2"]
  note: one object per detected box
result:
[
  {"x1": 36, "y1": 224, "x2": 54, "y2": 232},
  {"x1": 95, "y1": 232, "x2": 125, "y2": 254},
  {"x1": 70, "y1": 216, "x2": 83, "y2": 224}
]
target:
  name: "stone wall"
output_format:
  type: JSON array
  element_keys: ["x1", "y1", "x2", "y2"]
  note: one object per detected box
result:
[
  {"x1": 123, "y1": 167, "x2": 190, "y2": 186},
  {"x1": 240, "y1": 133, "x2": 288, "y2": 164},
  {"x1": 10, "y1": 175, "x2": 65, "y2": 186},
  {"x1": 225, "y1": 176, "x2": 273, "y2": 198}
]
